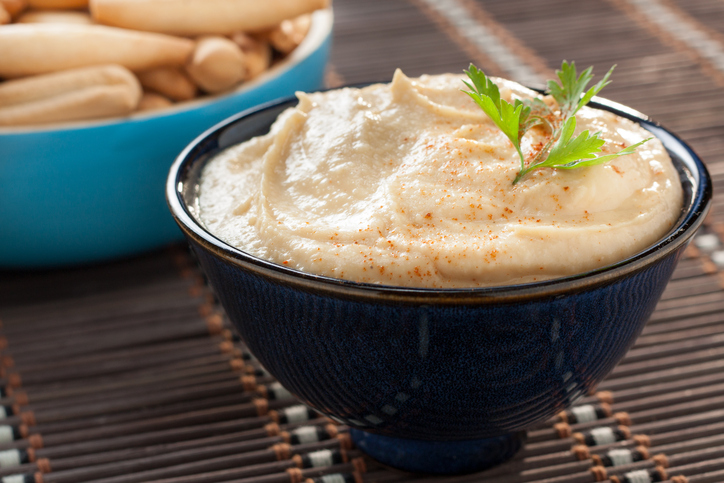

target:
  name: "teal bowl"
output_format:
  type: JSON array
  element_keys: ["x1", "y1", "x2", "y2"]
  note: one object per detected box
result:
[{"x1": 0, "y1": 9, "x2": 332, "y2": 268}]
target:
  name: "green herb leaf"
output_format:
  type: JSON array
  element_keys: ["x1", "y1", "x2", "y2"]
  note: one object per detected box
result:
[
  {"x1": 462, "y1": 64, "x2": 529, "y2": 169},
  {"x1": 519, "y1": 98, "x2": 553, "y2": 136},
  {"x1": 576, "y1": 66, "x2": 614, "y2": 115},
  {"x1": 547, "y1": 61, "x2": 614, "y2": 118},
  {"x1": 539, "y1": 117, "x2": 604, "y2": 167},
  {"x1": 462, "y1": 64, "x2": 501, "y2": 107},
  {"x1": 554, "y1": 137, "x2": 652, "y2": 169},
  {"x1": 513, "y1": 117, "x2": 652, "y2": 183},
  {"x1": 463, "y1": 60, "x2": 646, "y2": 185}
]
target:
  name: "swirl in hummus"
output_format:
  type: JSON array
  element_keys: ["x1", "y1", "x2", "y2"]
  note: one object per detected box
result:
[{"x1": 198, "y1": 70, "x2": 683, "y2": 288}]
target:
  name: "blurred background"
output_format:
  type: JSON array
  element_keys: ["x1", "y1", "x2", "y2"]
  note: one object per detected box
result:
[{"x1": 329, "y1": 0, "x2": 724, "y2": 182}]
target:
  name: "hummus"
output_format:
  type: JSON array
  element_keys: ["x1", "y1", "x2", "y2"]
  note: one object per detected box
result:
[{"x1": 198, "y1": 70, "x2": 683, "y2": 288}]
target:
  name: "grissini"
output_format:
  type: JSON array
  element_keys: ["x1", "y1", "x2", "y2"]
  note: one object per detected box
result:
[
  {"x1": 27, "y1": 0, "x2": 88, "y2": 9},
  {"x1": 0, "y1": 4, "x2": 10, "y2": 24},
  {"x1": 0, "y1": 24, "x2": 194, "y2": 78},
  {"x1": 185, "y1": 36, "x2": 246, "y2": 94},
  {"x1": 0, "y1": 64, "x2": 141, "y2": 126},
  {"x1": 136, "y1": 67, "x2": 197, "y2": 102},
  {"x1": 0, "y1": 0, "x2": 27, "y2": 17},
  {"x1": 137, "y1": 92, "x2": 172, "y2": 111},
  {"x1": 230, "y1": 33, "x2": 271, "y2": 80},
  {"x1": 0, "y1": 63, "x2": 139, "y2": 106},
  {"x1": 17, "y1": 10, "x2": 93, "y2": 24},
  {"x1": 266, "y1": 14, "x2": 311, "y2": 54},
  {"x1": 89, "y1": 0, "x2": 328, "y2": 36}
]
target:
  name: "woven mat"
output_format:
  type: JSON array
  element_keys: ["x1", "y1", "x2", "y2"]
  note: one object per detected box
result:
[{"x1": 3, "y1": 0, "x2": 724, "y2": 482}]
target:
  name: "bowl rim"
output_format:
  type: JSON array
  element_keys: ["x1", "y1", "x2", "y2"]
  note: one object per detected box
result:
[
  {"x1": 0, "y1": 8, "x2": 333, "y2": 135},
  {"x1": 167, "y1": 90, "x2": 713, "y2": 305}
]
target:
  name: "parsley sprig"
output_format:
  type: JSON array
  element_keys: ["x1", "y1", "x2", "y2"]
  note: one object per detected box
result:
[{"x1": 462, "y1": 61, "x2": 651, "y2": 185}]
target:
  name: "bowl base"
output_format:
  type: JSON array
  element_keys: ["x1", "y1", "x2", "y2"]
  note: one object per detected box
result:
[{"x1": 349, "y1": 428, "x2": 524, "y2": 475}]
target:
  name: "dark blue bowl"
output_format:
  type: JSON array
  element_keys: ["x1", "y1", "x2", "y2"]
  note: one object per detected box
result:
[{"x1": 167, "y1": 96, "x2": 711, "y2": 474}]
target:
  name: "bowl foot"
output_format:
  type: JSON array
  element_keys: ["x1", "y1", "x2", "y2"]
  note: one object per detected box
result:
[{"x1": 349, "y1": 428, "x2": 524, "y2": 475}]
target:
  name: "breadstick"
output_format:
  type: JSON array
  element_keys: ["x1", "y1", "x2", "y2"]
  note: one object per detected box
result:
[
  {"x1": 0, "y1": 63, "x2": 140, "y2": 107},
  {"x1": 185, "y1": 36, "x2": 246, "y2": 94},
  {"x1": 0, "y1": 0, "x2": 27, "y2": 17},
  {"x1": 136, "y1": 67, "x2": 197, "y2": 101},
  {"x1": 0, "y1": 85, "x2": 138, "y2": 125},
  {"x1": 17, "y1": 10, "x2": 93, "y2": 24},
  {"x1": 0, "y1": 4, "x2": 10, "y2": 24},
  {"x1": 137, "y1": 92, "x2": 172, "y2": 111},
  {"x1": 230, "y1": 33, "x2": 271, "y2": 80},
  {"x1": 0, "y1": 24, "x2": 194, "y2": 78},
  {"x1": 266, "y1": 14, "x2": 311, "y2": 54},
  {"x1": 0, "y1": 64, "x2": 141, "y2": 126},
  {"x1": 27, "y1": 0, "x2": 87, "y2": 9},
  {"x1": 89, "y1": 0, "x2": 328, "y2": 36}
]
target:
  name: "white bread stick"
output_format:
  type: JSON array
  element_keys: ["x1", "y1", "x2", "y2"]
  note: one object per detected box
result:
[
  {"x1": 266, "y1": 14, "x2": 311, "y2": 54},
  {"x1": 27, "y1": 0, "x2": 88, "y2": 9},
  {"x1": 137, "y1": 92, "x2": 172, "y2": 111},
  {"x1": 230, "y1": 33, "x2": 271, "y2": 80},
  {"x1": 0, "y1": 4, "x2": 10, "y2": 24},
  {"x1": 0, "y1": 63, "x2": 138, "y2": 106},
  {"x1": 185, "y1": 36, "x2": 246, "y2": 94},
  {"x1": 17, "y1": 10, "x2": 93, "y2": 24},
  {"x1": 89, "y1": 0, "x2": 328, "y2": 36},
  {"x1": 0, "y1": 64, "x2": 141, "y2": 126},
  {"x1": 0, "y1": 0, "x2": 27, "y2": 17},
  {"x1": 0, "y1": 80, "x2": 140, "y2": 126},
  {"x1": 136, "y1": 67, "x2": 197, "y2": 102},
  {"x1": 0, "y1": 24, "x2": 194, "y2": 78}
]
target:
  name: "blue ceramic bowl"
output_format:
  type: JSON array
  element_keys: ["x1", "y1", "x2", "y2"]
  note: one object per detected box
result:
[
  {"x1": 0, "y1": 9, "x2": 332, "y2": 268},
  {"x1": 167, "y1": 96, "x2": 711, "y2": 474}
]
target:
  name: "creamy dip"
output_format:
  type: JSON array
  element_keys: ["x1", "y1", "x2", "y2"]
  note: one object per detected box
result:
[{"x1": 198, "y1": 70, "x2": 683, "y2": 288}]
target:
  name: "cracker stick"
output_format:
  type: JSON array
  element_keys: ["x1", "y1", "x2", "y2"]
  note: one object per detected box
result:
[
  {"x1": 137, "y1": 92, "x2": 172, "y2": 111},
  {"x1": 27, "y1": 0, "x2": 87, "y2": 9},
  {"x1": 0, "y1": 63, "x2": 138, "y2": 106},
  {"x1": 0, "y1": 0, "x2": 27, "y2": 17},
  {"x1": 0, "y1": 86, "x2": 138, "y2": 125},
  {"x1": 0, "y1": 64, "x2": 141, "y2": 126},
  {"x1": 230, "y1": 33, "x2": 271, "y2": 80},
  {"x1": 136, "y1": 67, "x2": 197, "y2": 101},
  {"x1": 0, "y1": 4, "x2": 10, "y2": 24},
  {"x1": 186, "y1": 36, "x2": 246, "y2": 94},
  {"x1": 0, "y1": 24, "x2": 194, "y2": 78},
  {"x1": 266, "y1": 14, "x2": 311, "y2": 54},
  {"x1": 89, "y1": 0, "x2": 328, "y2": 36},
  {"x1": 17, "y1": 10, "x2": 93, "y2": 24},
  {"x1": 0, "y1": 63, "x2": 140, "y2": 107}
]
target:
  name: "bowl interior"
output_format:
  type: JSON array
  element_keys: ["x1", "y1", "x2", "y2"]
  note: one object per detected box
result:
[{"x1": 168, "y1": 94, "x2": 712, "y2": 300}]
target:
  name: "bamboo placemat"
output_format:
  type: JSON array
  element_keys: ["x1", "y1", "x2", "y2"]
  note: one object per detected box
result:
[{"x1": 3, "y1": 0, "x2": 724, "y2": 482}]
